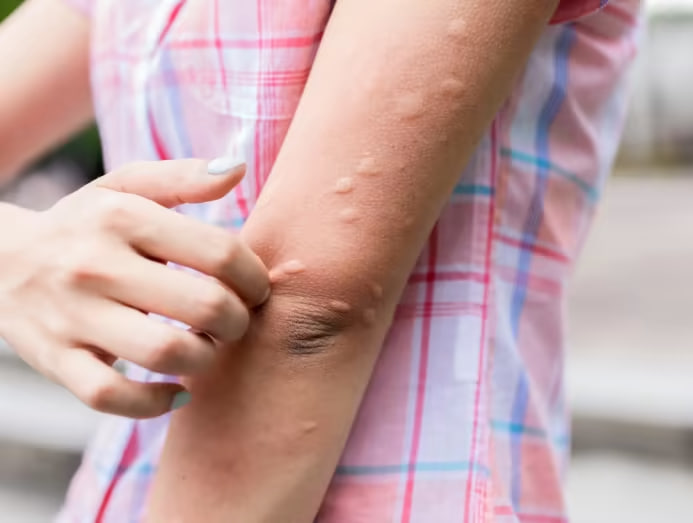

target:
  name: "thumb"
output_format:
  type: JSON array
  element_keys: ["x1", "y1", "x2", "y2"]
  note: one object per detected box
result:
[{"x1": 90, "y1": 157, "x2": 246, "y2": 208}]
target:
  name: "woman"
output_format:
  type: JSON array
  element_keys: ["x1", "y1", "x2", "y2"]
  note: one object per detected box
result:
[{"x1": 0, "y1": 0, "x2": 639, "y2": 521}]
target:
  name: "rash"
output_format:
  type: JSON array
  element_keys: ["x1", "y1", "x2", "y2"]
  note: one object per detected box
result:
[
  {"x1": 339, "y1": 208, "x2": 359, "y2": 223},
  {"x1": 395, "y1": 92, "x2": 425, "y2": 120},
  {"x1": 328, "y1": 300, "x2": 352, "y2": 313},
  {"x1": 335, "y1": 177, "x2": 355, "y2": 194},
  {"x1": 356, "y1": 157, "x2": 381, "y2": 177}
]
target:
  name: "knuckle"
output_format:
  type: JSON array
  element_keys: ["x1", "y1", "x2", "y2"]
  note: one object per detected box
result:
[
  {"x1": 101, "y1": 161, "x2": 152, "y2": 188},
  {"x1": 43, "y1": 313, "x2": 75, "y2": 343},
  {"x1": 60, "y1": 245, "x2": 113, "y2": 288},
  {"x1": 167, "y1": 158, "x2": 204, "y2": 180},
  {"x1": 195, "y1": 286, "x2": 231, "y2": 325},
  {"x1": 211, "y1": 236, "x2": 241, "y2": 272},
  {"x1": 80, "y1": 380, "x2": 119, "y2": 412},
  {"x1": 29, "y1": 344, "x2": 62, "y2": 384},
  {"x1": 71, "y1": 254, "x2": 108, "y2": 284},
  {"x1": 93, "y1": 192, "x2": 138, "y2": 233},
  {"x1": 174, "y1": 159, "x2": 203, "y2": 182},
  {"x1": 144, "y1": 331, "x2": 184, "y2": 371},
  {"x1": 225, "y1": 302, "x2": 250, "y2": 341}
]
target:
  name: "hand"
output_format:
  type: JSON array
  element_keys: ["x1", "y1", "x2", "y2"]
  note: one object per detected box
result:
[{"x1": 0, "y1": 158, "x2": 270, "y2": 418}]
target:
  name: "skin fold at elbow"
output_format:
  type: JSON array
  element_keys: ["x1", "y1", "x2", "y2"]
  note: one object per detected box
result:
[{"x1": 248, "y1": 286, "x2": 395, "y2": 361}]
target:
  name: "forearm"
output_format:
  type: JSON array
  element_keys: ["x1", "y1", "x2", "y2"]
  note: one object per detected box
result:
[
  {"x1": 150, "y1": 298, "x2": 387, "y2": 522},
  {"x1": 148, "y1": 0, "x2": 558, "y2": 520},
  {"x1": 0, "y1": 0, "x2": 92, "y2": 182}
]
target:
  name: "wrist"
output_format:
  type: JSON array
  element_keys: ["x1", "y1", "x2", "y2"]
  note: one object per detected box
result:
[
  {"x1": 0, "y1": 202, "x2": 38, "y2": 237},
  {"x1": 0, "y1": 201, "x2": 35, "y2": 219},
  {"x1": 0, "y1": 203, "x2": 39, "y2": 329},
  {"x1": 0, "y1": 203, "x2": 41, "y2": 271}
]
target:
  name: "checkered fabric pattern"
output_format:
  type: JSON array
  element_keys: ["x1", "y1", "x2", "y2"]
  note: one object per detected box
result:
[{"x1": 57, "y1": 0, "x2": 641, "y2": 521}]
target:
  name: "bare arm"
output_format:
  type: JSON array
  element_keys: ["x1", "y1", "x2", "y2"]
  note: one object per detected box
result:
[
  {"x1": 148, "y1": 0, "x2": 559, "y2": 520},
  {"x1": 0, "y1": 0, "x2": 92, "y2": 182}
]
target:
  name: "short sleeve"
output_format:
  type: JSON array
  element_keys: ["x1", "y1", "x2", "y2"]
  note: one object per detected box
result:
[
  {"x1": 63, "y1": 0, "x2": 93, "y2": 17},
  {"x1": 550, "y1": 0, "x2": 607, "y2": 24}
]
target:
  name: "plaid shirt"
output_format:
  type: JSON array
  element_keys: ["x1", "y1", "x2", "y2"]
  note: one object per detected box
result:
[{"x1": 58, "y1": 1, "x2": 640, "y2": 521}]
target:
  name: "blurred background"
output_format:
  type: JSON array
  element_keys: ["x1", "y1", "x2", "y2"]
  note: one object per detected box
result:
[{"x1": 1, "y1": 0, "x2": 693, "y2": 521}]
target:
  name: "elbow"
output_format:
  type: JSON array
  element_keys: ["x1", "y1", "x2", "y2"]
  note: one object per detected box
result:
[
  {"x1": 255, "y1": 288, "x2": 392, "y2": 358},
  {"x1": 283, "y1": 307, "x2": 348, "y2": 355},
  {"x1": 258, "y1": 296, "x2": 358, "y2": 357},
  {"x1": 241, "y1": 239, "x2": 398, "y2": 358}
]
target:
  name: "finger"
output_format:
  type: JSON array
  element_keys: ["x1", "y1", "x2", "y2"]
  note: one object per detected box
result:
[
  {"x1": 56, "y1": 348, "x2": 190, "y2": 419},
  {"x1": 77, "y1": 300, "x2": 217, "y2": 375},
  {"x1": 91, "y1": 158, "x2": 246, "y2": 209},
  {"x1": 125, "y1": 204, "x2": 270, "y2": 307},
  {"x1": 105, "y1": 256, "x2": 250, "y2": 344}
]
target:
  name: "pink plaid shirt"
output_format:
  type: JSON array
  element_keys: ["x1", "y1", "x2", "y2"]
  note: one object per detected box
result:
[{"x1": 57, "y1": 1, "x2": 640, "y2": 521}]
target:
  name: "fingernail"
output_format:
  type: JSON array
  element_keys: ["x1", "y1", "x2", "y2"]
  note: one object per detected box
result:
[
  {"x1": 261, "y1": 286, "x2": 271, "y2": 305},
  {"x1": 171, "y1": 391, "x2": 192, "y2": 411},
  {"x1": 207, "y1": 156, "x2": 245, "y2": 175}
]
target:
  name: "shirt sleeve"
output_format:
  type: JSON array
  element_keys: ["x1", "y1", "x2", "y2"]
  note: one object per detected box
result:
[{"x1": 550, "y1": 0, "x2": 607, "y2": 23}]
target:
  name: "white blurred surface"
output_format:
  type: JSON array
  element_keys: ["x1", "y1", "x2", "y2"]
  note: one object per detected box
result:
[
  {"x1": 568, "y1": 452, "x2": 693, "y2": 523},
  {"x1": 0, "y1": 356, "x2": 102, "y2": 452},
  {"x1": 567, "y1": 173, "x2": 693, "y2": 432}
]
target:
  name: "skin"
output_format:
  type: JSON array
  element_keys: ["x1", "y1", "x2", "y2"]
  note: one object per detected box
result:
[
  {"x1": 146, "y1": 0, "x2": 560, "y2": 521},
  {"x1": 0, "y1": 0, "x2": 92, "y2": 182},
  {"x1": 0, "y1": 1, "x2": 270, "y2": 418}
]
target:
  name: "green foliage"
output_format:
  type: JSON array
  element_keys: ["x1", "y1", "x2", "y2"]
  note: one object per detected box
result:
[{"x1": 0, "y1": 1, "x2": 23, "y2": 22}]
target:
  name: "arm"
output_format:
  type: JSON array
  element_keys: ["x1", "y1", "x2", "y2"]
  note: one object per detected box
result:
[
  {"x1": 0, "y1": 0, "x2": 92, "y2": 182},
  {"x1": 148, "y1": 0, "x2": 559, "y2": 520}
]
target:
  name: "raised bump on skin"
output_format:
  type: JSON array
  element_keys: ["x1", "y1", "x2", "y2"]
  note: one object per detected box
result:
[
  {"x1": 362, "y1": 308, "x2": 377, "y2": 326},
  {"x1": 281, "y1": 260, "x2": 306, "y2": 274},
  {"x1": 369, "y1": 282, "x2": 384, "y2": 300},
  {"x1": 338, "y1": 208, "x2": 359, "y2": 223},
  {"x1": 395, "y1": 93, "x2": 425, "y2": 120},
  {"x1": 356, "y1": 157, "x2": 380, "y2": 177},
  {"x1": 447, "y1": 18, "x2": 466, "y2": 39},
  {"x1": 328, "y1": 300, "x2": 352, "y2": 313},
  {"x1": 441, "y1": 78, "x2": 465, "y2": 96},
  {"x1": 301, "y1": 421, "x2": 318, "y2": 435},
  {"x1": 269, "y1": 267, "x2": 287, "y2": 284},
  {"x1": 335, "y1": 177, "x2": 355, "y2": 194},
  {"x1": 437, "y1": 133, "x2": 451, "y2": 146},
  {"x1": 269, "y1": 260, "x2": 306, "y2": 283}
]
